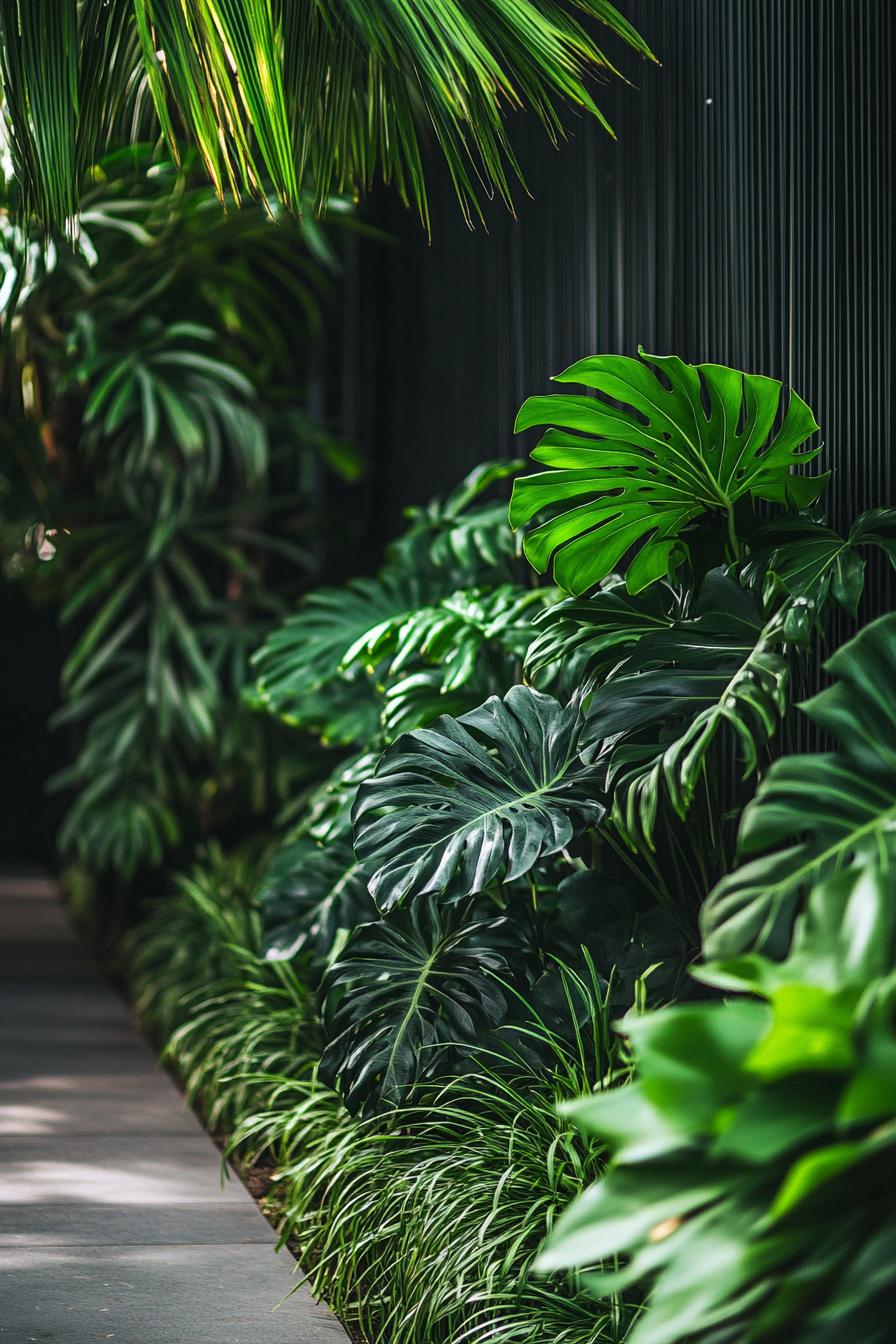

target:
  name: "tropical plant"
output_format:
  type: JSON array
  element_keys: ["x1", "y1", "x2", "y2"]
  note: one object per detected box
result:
[
  {"x1": 0, "y1": 150, "x2": 357, "y2": 878},
  {"x1": 236, "y1": 960, "x2": 630, "y2": 1344},
  {"x1": 248, "y1": 454, "x2": 706, "y2": 1114},
  {"x1": 0, "y1": 1, "x2": 655, "y2": 231},
  {"x1": 336, "y1": 350, "x2": 896, "y2": 1116},
  {"x1": 540, "y1": 857, "x2": 896, "y2": 1344},
  {"x1": 352, "y1": 355, "x2": 830, "y2": 937},
  {"x1": 742, "y1": 508, "x2": 896, "y2": 618},
  {"x1": 250, "y1": 458, "x2": 535, "y2": 738},
  {"x1": 120, "y1": 346, "x2": 896, "y2": 1344},
  {"x1": 123, "y1": 822, "x2": 639, "y2": 1344},
  {"x1": 354, "y1": 686, "x2": 603, "y2": 911},
  {"x1": 703, "y1": 611, "x2": 896, "y2": 958},
  {"x1": 510, "y1": 349, "x2": 824, "y2": 595},
  {"x1": 248, "y1": 460, "x2": 551, "y2": 916}
]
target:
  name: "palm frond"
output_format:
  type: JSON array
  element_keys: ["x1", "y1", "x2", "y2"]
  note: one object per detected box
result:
[
  {"x1": 0, "y1": 1, "x2": 654, "y2": 231},
  {"x1": 0, "y1": 0, "x2": 139, "y2": 231}
]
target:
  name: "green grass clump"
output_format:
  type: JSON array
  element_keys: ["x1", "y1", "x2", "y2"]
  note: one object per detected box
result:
[
  {"x1": 244, "y1": 1062, "x2": 631, "y2": 1344},
  {"x1": 126, "y1": 844, "x2": 322, "y2": 1134},
  {"x1": 128, "y1": 849, "x2": 633, "y2": 1344}
]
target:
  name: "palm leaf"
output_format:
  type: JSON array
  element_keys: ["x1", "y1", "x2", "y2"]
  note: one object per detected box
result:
[
  {"x1": 0, "y1": 1, "x2": 654, "y2": 231},
  {"x1": 380, "y1": 667, "x2": 491, "y2": 741},
  {"x1": 510, "y1": 349, "x2": 823, "y2": 596},
  {"x1": 353, "y1": 684, "x2": 604, "y2": 911},
  {"x1": 249, "y1": 570, "x2": 443, "y2": 721},
  {"x1": 702, "y1": 612, "x2": 896, "y2": 958},
  {"x1": 389, "y1": 457, "x2": 523, "y2": 584},
  {"x1": 373, "y1": 584, "x2": 548, "y2": 692},
  {"x1": 0, "y1": 0, "x2": 139, "y2": 230}
]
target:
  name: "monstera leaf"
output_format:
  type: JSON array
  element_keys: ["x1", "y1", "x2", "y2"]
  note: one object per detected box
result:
[
  {"x1": 353, "y1": 685, "x2": 604, "y2": 911},
  {"x1": 510, "y1": 350, "x2": 823, "y2": 595},
  {"x1": 524, "y1": 576, "x2": 683, "y2": 683},
  {"x1": 747, "y1": 508, "x2": 896, "y2": 619},
  {"x1": 582, "y1": 571, "x2": 797, "y2": 840},
  {"x1": 258, "y1": 836, "x2": 376, "y2": 968},
  {"x1": 702, "y1": 612, "x2": 896, "y2": 958},
  {"x1": 319, "y1": 895, "x2": 514, "y2": 1113}
]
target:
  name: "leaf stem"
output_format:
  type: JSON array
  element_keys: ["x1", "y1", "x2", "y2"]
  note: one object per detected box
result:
[{"x1": 725, "y1": 502, "x2": 742, "y2": 565}]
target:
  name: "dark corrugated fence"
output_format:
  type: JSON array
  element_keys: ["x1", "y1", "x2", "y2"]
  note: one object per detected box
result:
[{"x1": 343, "y1": 0, "x2": 894, "y2": 591}]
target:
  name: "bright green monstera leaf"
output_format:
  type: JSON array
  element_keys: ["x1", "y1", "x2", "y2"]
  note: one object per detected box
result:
[
  {"x1": 510, "y1": 349, "x2": 823, "y2": 595},
  {"x1": 353, "y1": 685, "x2": 604, "y2": 911}
]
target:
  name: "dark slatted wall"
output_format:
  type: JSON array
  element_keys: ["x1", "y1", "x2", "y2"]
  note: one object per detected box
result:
[{"x1": 344, "y1": 0, "x2": 895, "y2": 592}]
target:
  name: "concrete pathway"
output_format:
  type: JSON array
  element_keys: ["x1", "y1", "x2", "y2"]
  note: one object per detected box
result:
[{"x1": 0, "y1": 875, "x2": 349, "y2": 1344}]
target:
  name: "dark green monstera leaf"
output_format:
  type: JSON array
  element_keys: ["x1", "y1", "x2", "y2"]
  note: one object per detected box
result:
[
  {"x1": 524, "y1": 575, "x2": 683, "y2": 683},
  {"x1": 319, "y1": 895, "x2": 514, "y2": 1113},
  {"x1": 747, "y1": 508, "x2": 896, "y2": 620},
  {"x1": 258, "y1": 836, "x2": 376, "y2": 968},
  {"x1": 510, "y1": 349, "x2": 823, "y2": 595},
  {"x1": 702, "y1": 612, "x2": 896, "y2": 958},
  {"x1": 582, "y1": 571, "x2": 796, "y2": 840},
  {"x1": 541, "y1": 870, "x2": 690, "y2": 1007},
  {"x1": 354, "y1": 685, "x2": 604, "y2": 911}
]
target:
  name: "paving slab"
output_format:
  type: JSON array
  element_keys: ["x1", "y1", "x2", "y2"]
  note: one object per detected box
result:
[
  {"x1": 0, "y1": 1040, "x2": 169, "y2": 1084},
  {"x1": 0, "y1": 984, "x2": 135, "y2": 1037},
  {"x1": 0, "y1": 1244, "x2": 347, "y2": 1343},
  {"x1": 0, "y1": 874, "x2": 349, "y2": 1342},
  {"x1": 0, "y1": 1073, "x2": 203, "y2": 1136},
  {"x1": 0, "y1": 1202, "x2": 277, "y2": 1247},
  {"x1": 0, "y1": 1134, "x2": 250, "y2": 1204}
]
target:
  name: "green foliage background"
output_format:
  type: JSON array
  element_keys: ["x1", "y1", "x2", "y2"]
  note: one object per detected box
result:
[
  {"x1": 0, "y1": 14, "x2": 892, "y2": 1328},
  {"x1": 119, "y1": 348, "x2": 896, "y2": 1342}
]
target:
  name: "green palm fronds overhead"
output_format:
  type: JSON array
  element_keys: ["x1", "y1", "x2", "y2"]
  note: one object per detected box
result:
[{"x1": 0, "y1": 0, "x2": 654, "y2": 231}]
